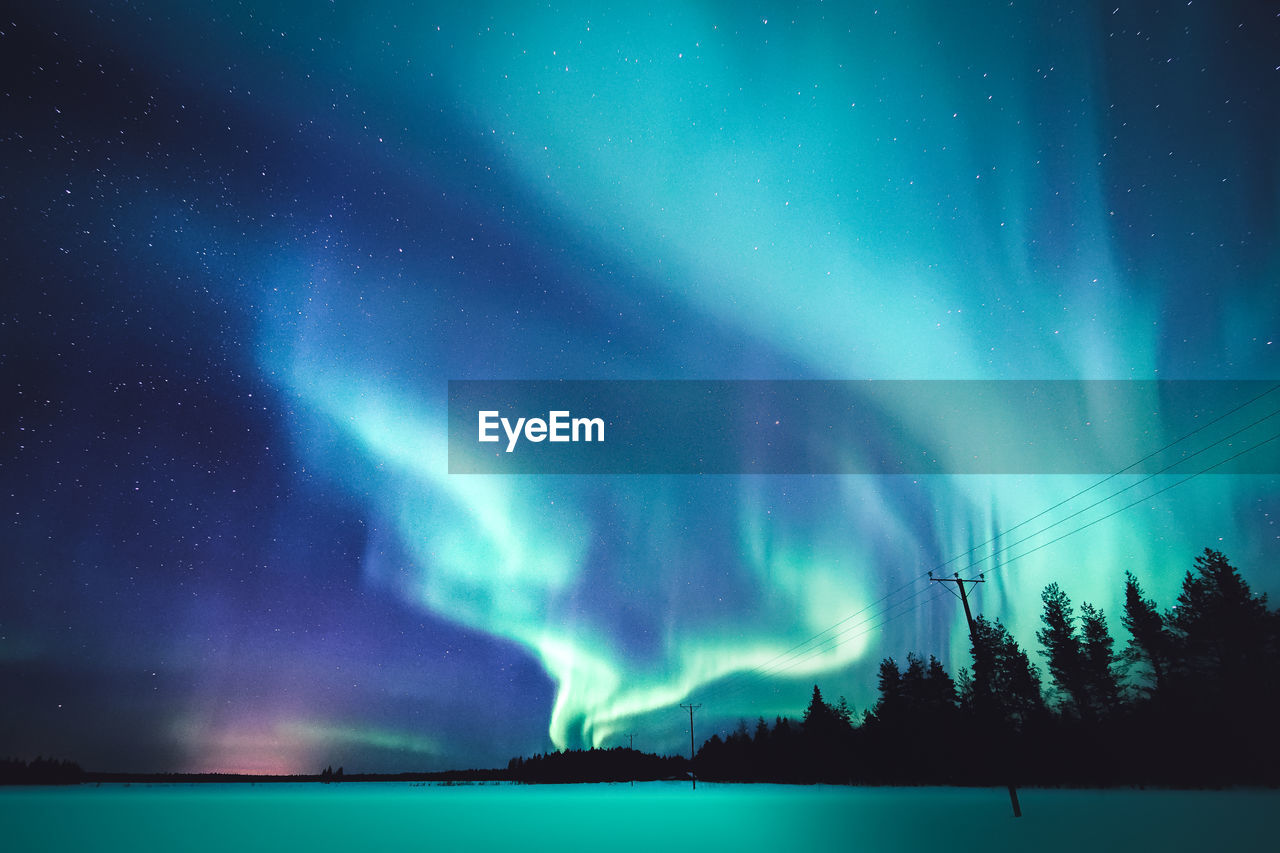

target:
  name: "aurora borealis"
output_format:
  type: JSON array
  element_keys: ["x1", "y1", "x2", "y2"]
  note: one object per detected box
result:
[{"x1": 3, "y1": 0, "x2": 1278, "y2": 775}]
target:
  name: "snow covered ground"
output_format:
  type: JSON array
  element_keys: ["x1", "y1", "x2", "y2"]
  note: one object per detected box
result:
[{"x1": 2, "y1": 782, "x2": 1274, "y2": 852}]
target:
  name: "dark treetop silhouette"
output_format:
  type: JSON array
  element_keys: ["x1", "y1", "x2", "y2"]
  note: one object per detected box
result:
[{"x1": 7, "y1": 549, "x2": 1276, "y2": 789}]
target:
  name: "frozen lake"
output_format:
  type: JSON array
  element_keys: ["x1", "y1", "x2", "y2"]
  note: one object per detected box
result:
[{"x1": 1, "y1": 782, "x2": 1275, "y2": 852}]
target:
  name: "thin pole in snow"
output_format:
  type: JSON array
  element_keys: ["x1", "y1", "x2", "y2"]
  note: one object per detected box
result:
[{"x1": 680, "y1": 703, "x2": 701, "y2": 790}]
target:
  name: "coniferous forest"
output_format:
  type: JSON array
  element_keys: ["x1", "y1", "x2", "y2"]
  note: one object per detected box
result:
[
  {"x1": 695, "y1": 548, "x2": 1280, "y2": 787},
  {"x1": 5, "y1": 548, "x2": 1277, "y2": 789}
]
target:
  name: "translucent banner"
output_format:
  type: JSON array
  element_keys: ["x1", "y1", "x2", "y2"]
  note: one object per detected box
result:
[{"x1": 447, "y1": 380, "x2": 1280, "y2": 475}]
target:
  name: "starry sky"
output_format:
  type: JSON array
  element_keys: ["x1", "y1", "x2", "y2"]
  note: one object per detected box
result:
[{"x1": 3, "y1": 0, "x2": 1278, "y2": 774}]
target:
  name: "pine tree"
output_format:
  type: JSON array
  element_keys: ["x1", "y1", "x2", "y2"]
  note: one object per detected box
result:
[
  {"x1": 970, "y1": 616, "x2": 1044, "y2": 730},
  {"x1": 922, "y1": 655, "x2": 959, "y2": 717},
  {"x1": 800, "y1": 685, "x2": 851, "y2": 782},
  {"x1": 1167, "y1": 548, "x2": 1271, "y2": 699},
  {"x1": 873, "y1": 658, "x2": 903, "y2": 722},
  {"x1": 803, "y1": 684, "x2": 850, "y2": 737},
  {"x1": 955, "y1": 666, "x2": 975, "y2": 715},
  {"x1": 1121, "y1": 570, "x2": 1170, "y2": 694},
  {"x1": 835, "y1": 696, "x2": 854, "y2": 726},
  {"x1": 901, "y1": 652, "x2": 928, "y2": 704},
  {"x1": 1037, "y1": 582, "x2": 1089, "y2": 717},
  {"x1": 802, "y1": 684, "x2": 828, "y2": 727},
  {"x1": 754, "y1": 716, "x2": 771, "y2": 744},
  {"x1": 1079, "y1": 602, "x2": 1120, "y2": 714}
]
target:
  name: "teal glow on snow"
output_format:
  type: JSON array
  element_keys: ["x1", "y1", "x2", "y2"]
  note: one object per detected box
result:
[{"x1": 3, "y1": 785, "x2": 1277, "y2": 853}]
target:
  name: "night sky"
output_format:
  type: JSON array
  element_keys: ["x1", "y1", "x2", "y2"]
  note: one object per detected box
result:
[{"x1": 3, "y1": 1, "x2": 1279, "y2": 774}]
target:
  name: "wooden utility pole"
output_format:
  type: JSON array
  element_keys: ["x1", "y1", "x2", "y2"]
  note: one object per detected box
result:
[
  {"x1": 930, "y1": 571, "x2": 1022, "y2": 818},
  {"x1": 931, "y1": 571, "x2": 980, "y2": 635},
  {"x1": 625, "y1": 732, "x2": 635, "y2": 786},
  {"x1": 680, "y1": 703, "x2": 701, "y2": 790}
]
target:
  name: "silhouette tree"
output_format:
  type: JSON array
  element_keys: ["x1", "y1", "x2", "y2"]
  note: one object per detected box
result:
[
  {"x1": 1122, "y1": 570, "x2": 1172, "y2": 694},
  {"x1": 921, "y1": 655, "x2": 959, "y2": 718},
  {"x1": 754, "y1": 716, "x2": 770, "y2": 744},
  {"x1": 1079, "y1": 602, "x2": 1120, "y2": 714},
  {"x1": 802, "y1": 684, "x2": 845, "y2": 736},
  {"x1": 1164, "y1": 546, "x2": 1276, "y2": 754},
  {"x1": 874, "y1": 653, "x2": 958, "y2": 725},
  {"x1": 0, "y1": 757, "x2": 84, "y2": 785},
  {"x1": 968, "y1": 616, "x2": 1044, "y2": 730},
  {"x1": 1167, "y1": 549, "x2": 1270, "y2": 689},
  {"x1": 900, "y1": 653, "x2": 928, "y2": 709},
  {"x1": 872, "y1": 658, "x2": 904, "y2": 722},
  {"x1": 835, "y1": 696, "x2": 855, "y2": 727},
  {"x1": 800, "y1": 685, "x2": 854, "y2": 782},
  {"x1": 521, "y1": 548, "x2": 1279, "y2": 788},
  {"x1": 865, "y1": 652, "x2": 961, "y2": 783},
  {"x1": 512, "y1": 747, "x2": 688, "y2": 783},
  {"x1": 1037, "y1": 583, "x2": 1089, "y2": 717}
]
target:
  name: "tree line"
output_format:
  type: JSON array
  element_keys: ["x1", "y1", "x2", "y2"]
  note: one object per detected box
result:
[
  {"x1": 696, "y1": 548, "x2": 1280, "y2": 786},
  {"x1": 0, "y1": 757, "x2": 84, "y2": 785},
  {"x1": 507, "y1": 747, "x2": 687, "y2": 784},
  {"x1": 8, "y1": 548, "x2": 1274, "y2": 788}
]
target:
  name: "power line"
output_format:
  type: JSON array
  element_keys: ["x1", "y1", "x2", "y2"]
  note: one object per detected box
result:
[
  {"x1": 692, "y1": 409, "x2": 1280, "y2": 714},
  {"x1": 955, "y1": 402, "x2": 1280, "y2": 576},
  {"x1": 985, "y1": 427, "x2": 1280, "y2": 577},
  {"x1": 691, "y1": 570, "x2": 936, "y2": 707},
  {"x1": 699, "y1": 398, "x2": 1280, "y2": 706},
  {"x1": 758, "y1": 583, "x2": 938, "y2": 677},
  {"x1": 741, "y1": 424, "x2": 1280, "y2": 689},
  {"x1": 702, "y1": 583, "x2": 950, "y2": 712},
  {"x1": 929, "y1": 382, "x2": 1280, "y2": 576}
]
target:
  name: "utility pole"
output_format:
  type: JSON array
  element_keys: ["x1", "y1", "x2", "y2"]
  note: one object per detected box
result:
[
  {"x1": 680, "y1": 703, "x2": 701, "y2": 790},
  {"x1": 625, "y1": 733, "x2": 635, "y2": 786},
  {"x1": 931, "y1": 571, "x2": 981, "y2": 635},
  {"x1": 930, "y1": 571, "x2": 1022, "y2": 818}
]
